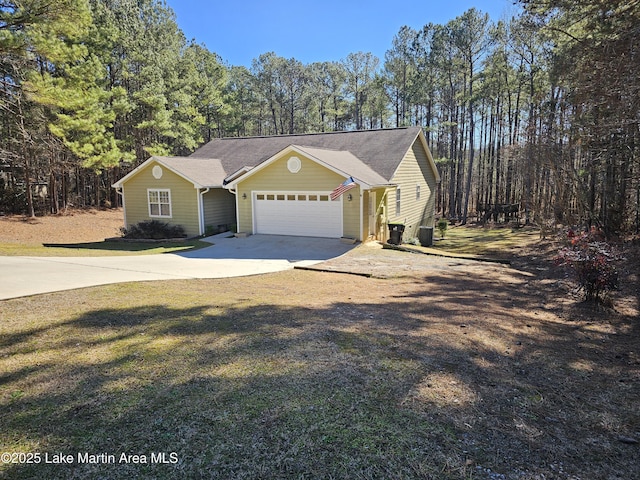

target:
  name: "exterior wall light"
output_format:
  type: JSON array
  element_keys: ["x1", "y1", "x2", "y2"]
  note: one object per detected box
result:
[{"x1": 242, "y1": 193, "x2": 247, "y2": 200}]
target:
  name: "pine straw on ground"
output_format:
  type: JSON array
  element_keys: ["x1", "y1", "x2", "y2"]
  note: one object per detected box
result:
[
  {"x1": 0, "y1": 209, "x2": 123, "y2": 244},
  {"x1": 0, "y1": 211, "x2": 638, "y2": 479}
]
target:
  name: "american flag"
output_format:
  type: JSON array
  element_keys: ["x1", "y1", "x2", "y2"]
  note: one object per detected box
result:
[{"x1": 330, "y1": 177, "x2": 357, "y2": 201}]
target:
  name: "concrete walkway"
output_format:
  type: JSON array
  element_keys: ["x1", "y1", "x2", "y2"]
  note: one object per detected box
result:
[{"x1": 0, "y1": 234, "x2": 356, "y2": 300}]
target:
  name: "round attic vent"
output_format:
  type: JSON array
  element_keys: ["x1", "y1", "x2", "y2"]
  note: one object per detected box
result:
[
  {"x1": 152, "y1": 165, "x2": 163, "y2": 179},
  {"x1": 287, "y1": 156, "x2": 301, "y2": 173}
]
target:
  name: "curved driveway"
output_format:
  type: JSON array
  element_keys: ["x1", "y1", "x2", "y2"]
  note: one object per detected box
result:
[{"x1": 0, "y1": 234, "x2": 356, "y2": 300}]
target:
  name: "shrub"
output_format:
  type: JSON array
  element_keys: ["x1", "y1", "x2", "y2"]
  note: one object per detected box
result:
[
  {"x1": 436, "y1": 219, "x2": 448, "y2": 239},
  {"x1": 121, "y1": 220, "x2": 186, "y2": 240},
  {"x1": 555, "y1": 228, "x2": 623, "y2": 303}
]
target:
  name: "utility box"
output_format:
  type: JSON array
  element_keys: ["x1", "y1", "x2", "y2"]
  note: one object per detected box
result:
[{"x1": 418, "y1": 226, "x2": 434, "y2": 247}]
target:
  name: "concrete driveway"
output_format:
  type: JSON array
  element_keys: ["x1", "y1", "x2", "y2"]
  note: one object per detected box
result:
[{"x1": 0, "y1": 234, "x2": 356, "y2": 300}]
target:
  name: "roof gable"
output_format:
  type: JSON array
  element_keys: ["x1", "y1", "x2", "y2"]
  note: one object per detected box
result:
[
  {"x1": 190, "y1": 127, "x2": 427, "y2": 182},
  {"x1": 390, "y1": 129, "x2": 441, "y2": 183},
  {"x1": 113, "y1": 156, "x2": 226, "y2": 189},
  {"x1": 226, "y1": 145, "x2": 389, "y2": 189},
  {"x1": 154, "y1": 156, "x2": 227, "y2": 187}
]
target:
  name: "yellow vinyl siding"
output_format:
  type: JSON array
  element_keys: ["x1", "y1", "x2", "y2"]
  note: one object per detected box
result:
[
  {"x1": 342, "y1": 185, "x2": 360, "y2": 239},
  {"x1": 236, "y1": 152, "x2": 360, "y2": 237},
  {"x1": 121, "y1": 160, "x2": 200, "y2": 237},
  {"x1": 203, "y1": 189, "x2": 235, "y2": 232},
  {"x1": 387, "y1": 140, "x2": 438, "y2": 240}
]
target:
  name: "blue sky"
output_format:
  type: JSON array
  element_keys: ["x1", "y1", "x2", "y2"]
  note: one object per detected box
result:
[{"x1": 164, "y1": 0, "x2": 519, "y2": 67}]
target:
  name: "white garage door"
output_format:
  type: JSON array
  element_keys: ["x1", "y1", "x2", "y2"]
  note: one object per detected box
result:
[{"x1": 253, "y1": 192, "x2": 342, "y2": 238}]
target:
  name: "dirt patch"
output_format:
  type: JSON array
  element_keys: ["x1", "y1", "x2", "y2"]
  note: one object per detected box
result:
[
  {"x1": 303, "y1": 241, "x2": 512, "y2": 278},
  {"x1": 0, "y1": 209, "x2": 123, "y2": 244},
  {"x1": 314, "y1": 237, "x2": 639, "y2": 319}
]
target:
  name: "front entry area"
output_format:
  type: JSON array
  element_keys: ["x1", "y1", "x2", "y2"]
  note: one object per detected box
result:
[{"x1": 253, "y1": 191, "x2": 343, "y2": 238}]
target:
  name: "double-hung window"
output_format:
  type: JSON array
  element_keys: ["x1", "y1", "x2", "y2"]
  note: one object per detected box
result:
[{"x1": 148, "y1": 189, "x2": 171, "y2": 217}]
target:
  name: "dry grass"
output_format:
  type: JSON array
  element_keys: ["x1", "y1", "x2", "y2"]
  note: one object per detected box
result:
[
  {"x1": 1, "y1": 265, "x2": 638, "y2": 479},
  {"x1": 0, "y1": 209, "x2": 208, "y2": 256},
  {"x1": 1, "y1": 212, "x2": 638, "y2": 479},
  {"x1": 0, "y1": 209, "x2": 124, "y2": 244},
  {"x1": 433, "y1": 224, "x2": 540, "y2": 258}
]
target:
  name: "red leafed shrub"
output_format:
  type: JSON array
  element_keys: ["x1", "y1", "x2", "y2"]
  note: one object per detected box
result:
[{"x1": 555, "y1": 228, "x2": 623, "y2": 303}]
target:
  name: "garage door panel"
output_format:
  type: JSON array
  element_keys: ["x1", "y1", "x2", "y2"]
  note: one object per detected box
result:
[{"x1": 254, "y1": 192, "x2": 342, "y2": 238}]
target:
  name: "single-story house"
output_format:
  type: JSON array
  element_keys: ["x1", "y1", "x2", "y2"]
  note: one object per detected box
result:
[{"x1": 112, "y1": 126, "x2": 440, "y2": 242}]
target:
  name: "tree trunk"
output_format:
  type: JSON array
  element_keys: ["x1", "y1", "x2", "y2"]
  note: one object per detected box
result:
[{"x1": 24, "y1": 156, "x2": 35, "y2": 218}]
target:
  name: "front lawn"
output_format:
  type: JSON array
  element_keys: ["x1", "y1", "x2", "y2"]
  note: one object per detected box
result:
[{"x1": 1, "y1": 266, "x2": 637, "y2": 479}]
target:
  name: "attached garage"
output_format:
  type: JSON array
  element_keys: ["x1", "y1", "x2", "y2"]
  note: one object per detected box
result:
[
  {"x1": 253, "y1": 191, "x2": 343, "y2": 238},
  {"x1": 222, "y1": 135, "x2": 439, "y2": 242}
]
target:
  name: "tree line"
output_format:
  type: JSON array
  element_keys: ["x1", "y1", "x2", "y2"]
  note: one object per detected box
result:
[{"x1": 1, "y1": 0, "x2": 638, "y2": 234}]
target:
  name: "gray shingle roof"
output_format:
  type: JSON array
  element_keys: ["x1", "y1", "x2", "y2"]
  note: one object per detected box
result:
[
  {"x1": 112, "y1": 156, "x2": 226, "y2": 189},
  {"x1": 152, "y1": 156, "x2": 227, "y2": 187},
  {"x1": 190, "y1": 127, "x2": 423, "y2": 181},
  {"x1": 293, "y1": 146, "x2": 388, "y2": 187}
]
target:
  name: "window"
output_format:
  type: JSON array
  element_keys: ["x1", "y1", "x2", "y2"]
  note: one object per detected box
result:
[
  {"x1": 416, "y1": 184, "x2": 421, "y2": 201},
  {"x1": 148, "y1": 189, "x2": 171, "y2": 217},
  {"x1": 395, "y1": 188, "x2": 401, "y2": 215}
]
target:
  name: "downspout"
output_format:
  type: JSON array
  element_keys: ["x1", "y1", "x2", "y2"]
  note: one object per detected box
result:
[
  {"x1": 359, "y1": 187, "x2": 364, "y2": 242},
  {"x1": 198, "y1": 187, "x2": 210, "y2": 236},
  {"x1": 228, "y1": 188, "x2": 239, "y2": 233},
  {"x1": 114, "y1": 186, "x2": 127, "y2": 231}
]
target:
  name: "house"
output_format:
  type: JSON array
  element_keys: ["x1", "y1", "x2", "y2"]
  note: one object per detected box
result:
[{"x1": 112, "y1": 127, "x2": 440, "y2": 242}]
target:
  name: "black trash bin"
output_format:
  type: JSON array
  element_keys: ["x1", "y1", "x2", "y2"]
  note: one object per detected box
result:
[
  {"x1": 418, "y1": 226, "x2": 434, "y2": 247},
  {"x1": 388, "y1": 223, "x2": 405, "y2": 245}
]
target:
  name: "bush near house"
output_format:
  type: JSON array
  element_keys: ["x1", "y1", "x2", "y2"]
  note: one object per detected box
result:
[{"x1": 121, "y1": 220, "x2": 186, "y2": 240}]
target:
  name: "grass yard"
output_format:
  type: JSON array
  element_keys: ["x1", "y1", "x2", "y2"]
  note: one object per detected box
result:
[
  {"x1": 1, "y1": 211, "x2": 638, "y2": 479},
  {"x1": 432, "y1": 224, "x2": 540, "y2": 258},
  {"x1": 1, "y1": 262, "x2": 638, "y2": 479}
]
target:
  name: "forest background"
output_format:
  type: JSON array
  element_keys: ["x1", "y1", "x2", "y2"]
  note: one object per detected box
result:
[{"x1": 1, "y1": 0, "x2": 638, "y2": 235}]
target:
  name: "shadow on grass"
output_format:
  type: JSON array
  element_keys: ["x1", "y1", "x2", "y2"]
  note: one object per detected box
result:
[
  {"x1": 0, "y1": 267, "x2": 638, "y2": 480},
  {"x1": 42, "y1": 239, "x2": 210, "y2": 255}
]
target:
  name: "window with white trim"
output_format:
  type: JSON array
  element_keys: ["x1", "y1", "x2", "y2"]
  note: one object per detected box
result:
[
  {"x1": 148, "y1": 189, "x2": 172, "y2": 217},
  {"x1": 395, "y1": 188, "x2": 401, "y2": 215}
]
